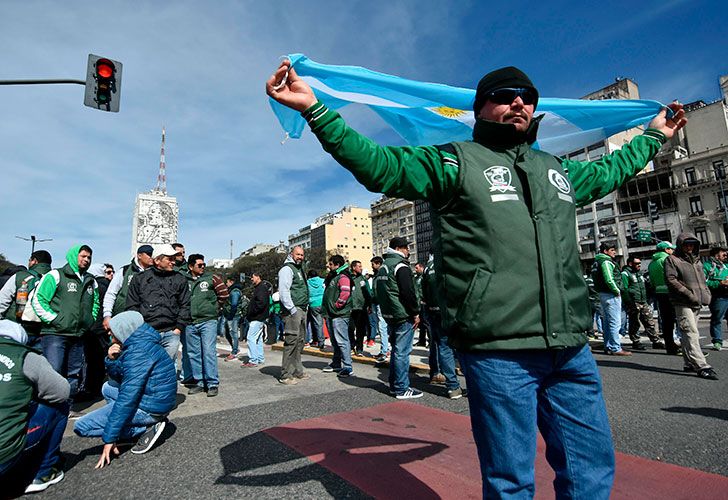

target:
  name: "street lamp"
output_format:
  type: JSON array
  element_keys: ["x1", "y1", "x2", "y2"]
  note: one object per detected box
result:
[{"x1": 15, "y1": 235, "x2": 52, "y2": 254}]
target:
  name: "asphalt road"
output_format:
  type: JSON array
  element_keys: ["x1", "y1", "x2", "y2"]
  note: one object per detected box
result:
[{"x1": 26, "y1": 322, "x2": 728, "y2": 499}]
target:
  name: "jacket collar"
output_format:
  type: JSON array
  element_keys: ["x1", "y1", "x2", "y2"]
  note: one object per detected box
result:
[{"x1": 472, "y1": 114, "x2": 543, "y2": 150}]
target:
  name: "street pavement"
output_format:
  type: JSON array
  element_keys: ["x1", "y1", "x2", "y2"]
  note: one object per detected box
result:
[{"x1": 30, "y1": 321, "x2": 728, "y2": 499}]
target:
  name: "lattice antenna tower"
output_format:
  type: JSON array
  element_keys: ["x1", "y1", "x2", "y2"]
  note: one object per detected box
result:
[{"x1": 155, "y1": 127, "x2": 167, "y2": 194}]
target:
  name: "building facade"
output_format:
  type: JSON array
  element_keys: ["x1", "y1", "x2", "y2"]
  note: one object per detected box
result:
[{"x1": 370, "y1": 196, "x2": 418, "y2": 260}]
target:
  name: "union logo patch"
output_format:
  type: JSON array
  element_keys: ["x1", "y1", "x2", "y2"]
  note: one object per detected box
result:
[
  {"x1": 548, "y1": 169, "x2": 571, "y2": 194},
  {"x1": 483, "y1": 166, "x2": 516, "y2": 193}
]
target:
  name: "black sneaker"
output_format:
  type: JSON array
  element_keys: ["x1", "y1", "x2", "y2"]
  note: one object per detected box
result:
[
  {"x1": 631, "y1": 342, "x2": 647, "y2": 351},
  {"x1": 24, "y1": 468, "x2": 64, "y2": 493},
  {"x1": 652, "y1": 341, "x2": 666, "y2": 349},
  {"x1": 207, "y1": 386, "x2": 218, "y2": 397},
  {"x1": 337, "y1": 368, "x2": 353, "y2": 378},
  {"x1": 131, "y1": 420, "x2": 167, "y2": 454},
  {"x1": 188, "y1": 386, "x2": 204, "y2": 395},
  {"x1": 697, "y1": 368, "x2": 719, "y2": 380}
]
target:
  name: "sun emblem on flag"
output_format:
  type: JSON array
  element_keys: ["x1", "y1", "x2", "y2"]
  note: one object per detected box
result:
[{"x1": 431, "y1": 106, "x2": 467, "y2": 118}]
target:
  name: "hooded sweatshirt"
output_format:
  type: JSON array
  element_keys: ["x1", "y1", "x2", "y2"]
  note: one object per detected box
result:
[
  {"x1": 648, "y1": 250, "x2": 672, "y2": 294},
  {"x1": 307, "y1": 276, "x2": 325, "y2": 308},
  {"x1": 664, "y1": 233, "x2": 711, "y2": 307},
  {"x1": 591, "y1": 252, "x2": 621, "y2": 296},
  {"x1": 31, "y1": 245, "x2": 99, "y2": 336}
]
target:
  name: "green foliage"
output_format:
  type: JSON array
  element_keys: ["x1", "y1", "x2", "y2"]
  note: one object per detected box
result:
[{"x1": 0, "y1": 254, "x2": 17, "y2": 274}]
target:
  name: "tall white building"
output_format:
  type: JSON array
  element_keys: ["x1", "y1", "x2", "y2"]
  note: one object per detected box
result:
[{"x1": 130, "y1": 128, "x2": 179, "y2": 257}]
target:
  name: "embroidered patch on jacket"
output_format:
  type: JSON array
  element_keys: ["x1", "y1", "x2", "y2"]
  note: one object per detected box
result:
[
  {"x1": 484, "y1": 166, "x2": 519, "y2": 202},
  {"x1": 548, "y1": 169, "x2": 573, "y2": 203}
]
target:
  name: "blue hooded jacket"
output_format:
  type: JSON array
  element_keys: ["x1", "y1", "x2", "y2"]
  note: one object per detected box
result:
[
  {"x1": 307, "y1": 276, "x2": 325, "y2": 308},
  {"x1": 102, "y1": 323, "x2": 176, "y2": 443}
]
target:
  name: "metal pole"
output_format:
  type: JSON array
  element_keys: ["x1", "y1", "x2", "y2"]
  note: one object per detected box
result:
[{"x1": 0, "y1": 79, "x2": 85, "y2": 86}]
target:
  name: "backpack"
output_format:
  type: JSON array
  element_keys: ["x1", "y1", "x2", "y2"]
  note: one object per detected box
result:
[{"x1": 20, "y1": 274, "x2": 43, "y2": 324}]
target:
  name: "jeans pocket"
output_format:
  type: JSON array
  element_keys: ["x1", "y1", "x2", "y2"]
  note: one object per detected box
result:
[{"x1": 455, "y1": 268, "x2": 493, "y2": 333}]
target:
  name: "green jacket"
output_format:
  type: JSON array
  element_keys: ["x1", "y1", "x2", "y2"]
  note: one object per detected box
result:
[
  {"x1": 0, "y1": 337, "x2": 35, "y2": 464},
  {"x1": 592, "y1": 253, "x2": 622, "y2": 296},
  {"x1": 305, "y1": 101, "x2": 665, "y2": 351},
  {"x1": 703, "y1": 257, "x2": 728, "y2": 298},
  {"x1": 112, "y1": 259, "x2": 144, "y2": 316},
  {"x1": 32, "y1": 245, "x2": 99, "y2": 337},
  {"x1": 187, "y1": 272, "x2": 219, "y2": 324},
  {"x1": 648, "y1": 251, "x2": 671, "y2": 295},
  {"x1": 350, "y1": 274, "x2": 371, "y2": 310},
  {"x1": 375, "y1": 251, "x2": 412, "y2": 324},
  {"x1": 322, "y1": 264, "x2": 353, "y2": 318},
  {"x1": 414, "y1": 273, "x2": 423, "y2": 303},
  {"x1": 3, "y1": 262, "x2": 51, "y2": 322},
  {"x1": 421, "y1": 260, "x2": 442, "y2": 312},
  {"x1": 621, "y1": 266, "x2": 647, "y2": 304}
]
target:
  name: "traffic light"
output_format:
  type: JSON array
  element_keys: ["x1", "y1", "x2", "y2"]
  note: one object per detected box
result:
[
  {"x1": 648, "y1": 201, "x2": 659, "y2": 222},
  {"x1": 628, "y1": 221, "x2": 638, "y2": 239},
  {"x1": 84, "y1": 54, "x2": 122, "y2": 112}
]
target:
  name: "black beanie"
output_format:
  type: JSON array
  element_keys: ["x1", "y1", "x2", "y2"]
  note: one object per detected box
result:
[{"x1": 473, "y1": 66, "x2": 538, "y2": 115}]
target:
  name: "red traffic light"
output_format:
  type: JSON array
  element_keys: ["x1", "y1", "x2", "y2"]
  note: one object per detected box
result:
[{"x1": 96, "y1": 59, "x2": 115, "y2": 79}]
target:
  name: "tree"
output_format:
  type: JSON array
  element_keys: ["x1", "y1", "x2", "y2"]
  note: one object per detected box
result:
[{"x1": 0, "y1": 254, "x2": 17, "y2": 274}]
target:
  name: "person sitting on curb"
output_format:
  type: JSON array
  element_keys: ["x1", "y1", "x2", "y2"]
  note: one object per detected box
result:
[
  {"x1": 73, "y1": 311, "x2": 177, "y2": 466},
  {"x1": 0, "y1": 320, "x2": 70, "y2": 494}
]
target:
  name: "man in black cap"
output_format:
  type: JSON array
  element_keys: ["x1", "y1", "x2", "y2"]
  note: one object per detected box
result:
[
  {"x1": 102, "y1": 245, "x2": 154, "y2": 331},
  {"x1": 267, "y1": 60, "x2": 687, "y2": 498},
  {"x1": 373, "y1": 237, "x2": 421, "y2": 398}
]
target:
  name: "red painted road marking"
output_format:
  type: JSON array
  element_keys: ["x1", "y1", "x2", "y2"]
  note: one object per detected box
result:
[{"x1": 265, "y1": 402, "x2": 728, "y2": 499}]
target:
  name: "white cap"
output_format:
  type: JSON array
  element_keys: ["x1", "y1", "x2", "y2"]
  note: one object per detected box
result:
[{"x1": 152, "y1": 243, "x2": 179, "y2": 259}]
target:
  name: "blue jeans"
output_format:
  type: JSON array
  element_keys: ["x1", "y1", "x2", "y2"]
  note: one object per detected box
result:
[
  {"x1": 429, "y1": 311, "x2": 460, "y2": 390},
  {"x1": 219, "y1": 315, "x2": 240, "y2": 355},
  {"x1": 247, "y1": 320, "x2": 266, "y2": 364},
  {"x1": 709, "y1": 296, "x2": 728, "y2": 344},
  {"x1": 0, "y1": 401, "x2": 70, "y2": 482},
  {"x1": 329, "y1": 317, "x2": 352, "y2": 371},
  {"x1": 387, "y1": 320, "x2": 415, "y2": 393},
  {"x1": 371, "y1": 304, "x2": 389, "y2": 354},
  {"x1": 460, "y1": 345, "x2": 614, "y2": 499},
  {"x1": 74, "y1": 381, "x2": 160, "y2": 440},
  {"x1": 272, "y1": 314, "x2": 285, "y2": 340},
  {"x1": 599, "y1": 293, "x2": 623, "y2": 353},
  {"x1": 307, "y1": 306, "x2": 324, "y2": 344},
  {"x1": 160, "y1": 330, "x2": 181, "y2": 360},
  {"x1": 40, "y1": 334, "x2": 85, "y2": 400},
  {"x1": 185, "y1": 320, "x2": 219, "y2": 388}
]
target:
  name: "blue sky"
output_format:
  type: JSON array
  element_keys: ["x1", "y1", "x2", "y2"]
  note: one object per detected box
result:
[{"x1": 1, "y1": 0, "x2": 725, "y2": 267}]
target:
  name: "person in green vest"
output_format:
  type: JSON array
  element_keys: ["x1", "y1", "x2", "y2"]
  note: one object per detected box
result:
[
  {"x1": 374, "y1": 237, "x2": 421, "y2": 398},
  {"x1": 306, "y1": 269, "x2": 326, "y2": 349},
  {"x1": 172, "y1": 243, "x2": 187, "y2": 273},
  {"x1": 703, "y1": 246, "x2": 728, "y2": 351},
  {"x1": 267, "y1": 60, "x2": 687, "y2": 498},
  {"x1": 31, "y1": 244, "x2": 99, "y2": 404},
  {"x1": 277, "y1": 246, "x2": 310, "y2": 385},
  {"x1": 348, "y1": 260, "x2": 371, "y2": 356},
  {"x1": 0, "y1": 320, "x2": 70, "y2": 494},
  {"x1": 0, "y1": 250, "x2": 53, "y2": 346},
  {"x1": 621, "y1": 256, "x2": 663, "y2": 350},
  {"x1": 102, "y1": 245, "x2": 154, "y2": 331},
  {"x1": 321, "y1": 254, "x2": 354, "y2": 377},
  {"x1": 413, "y1": 261, "x2": 429, "y2": 348},
  {"x1": 648, "y1": 241, "x2": 680, "y2": 354},
  {"x1": 184, "y1": 254, "x2": 229, "y2": 397},
  {"x1": 591, "y1": 242, "x2": 629, "y2": 355}
]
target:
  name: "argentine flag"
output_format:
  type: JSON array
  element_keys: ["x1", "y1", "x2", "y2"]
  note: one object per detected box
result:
[{"x1": 269, "y1": 54, "x2": 666, "y2": 157}]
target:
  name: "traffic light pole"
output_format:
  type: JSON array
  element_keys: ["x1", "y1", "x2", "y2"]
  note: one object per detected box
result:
[{"x1": 0, "y1": 79, "x2": 85, "y2": 86}]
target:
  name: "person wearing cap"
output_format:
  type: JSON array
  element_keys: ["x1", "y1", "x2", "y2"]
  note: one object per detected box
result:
[
  {"x1": 703, "y1": 246, "x2": 728, "y2": 351},
  {"x1": 374, "y1": 237, "x2": 421, "y2": 398},
  {"x1": 0, "y1": 320, "x2": 70, "y2": 494},
  {"x1": 621, "y1": 255, "x2": 663, "y2": 351},
  {"x1": 125, "y1": 244, "x2": 191, "y2": 359},
  {"x1": 591, "y1": 242, "x2": 630, "y2": 355},
  {"x1": 648, "y1": 241, "x2": 680, "y2": 354},
  {"x1": 102, "y1": 245, "x2": 154, "y2": 331},
  {"x1": 267, "y1": 59, "x2": 687, "y2": 497},
  {"x1": 73, "y1": 311, "x2": 177, "y2": 464},
  {"x1": 31, "y1": 245, "x2": 99, "y2": 404}
]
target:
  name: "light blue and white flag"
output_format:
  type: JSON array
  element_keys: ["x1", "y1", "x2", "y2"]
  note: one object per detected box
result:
[{"x1": 269, "y1": 54, "x2": 666, "y2": 157}]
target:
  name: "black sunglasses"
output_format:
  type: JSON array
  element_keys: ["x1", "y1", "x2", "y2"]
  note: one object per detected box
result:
[
  {"x1": 105, "y1": 270, "x2": 114, "y2": 275},
  {"x1": 487, "y1": 87, "x2": 537, "y2": 105},
  {"x1": 195, "y1": 263, "x2": 206, "y2": 268}
]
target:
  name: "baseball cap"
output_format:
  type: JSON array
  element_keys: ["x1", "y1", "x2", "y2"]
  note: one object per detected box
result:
[
  {"x1": 389, "y1": 237, "x2": 410, "y2": 249},
  {"x1": 152, "y1": 244, "x2": 179, "y2": 259},
  {"x1": 656, "y1": 241, "x2": 676, "y2": 250},
  {"x1": 136, "y1": 244, "x2": 154, "y2": 256}
]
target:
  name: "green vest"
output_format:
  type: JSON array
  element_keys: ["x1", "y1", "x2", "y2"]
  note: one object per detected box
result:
[
  {"x1": 3, "y1": 266, "x2": 47, "y2": 322},
  {"x1": 430, "y1": 141, "x2": 591, "y2": 351},
  {"x1": 112, "y1": 260, "x2": 143, "y2": 316},
  {"x1": 621, "y1": 266, "x2": 647, "y2": 303},
  {"x1": 323, "y1": 265, "x2": 353, "y2": 318},
  {"x1": 375, "y1": 252, "x2": 411, "y2": 324},
  {"x1": 414, "y1": 273, "x2": 423, "y2": 303},
  {"x1": 41, "y1": 264, "x2": 97, "y2": 337},
  {"x1": 0, "y1": 338, "x2": 35, "y2": 464},
  {"x1": 188, "y1": 273, "x2": 218, "y2": 324},
  {"x1": 421, "y1": 263, "x2": 441, "y2": 311},
  {"x1": 591, "y1": 255, "x2": 621, "y2": 295},
  {"x1": 350, "y1": 274, "x2": 368, "y2": 310},
  {"x1": 285, "y1": 262, "x2": 309, "y2": 308}
]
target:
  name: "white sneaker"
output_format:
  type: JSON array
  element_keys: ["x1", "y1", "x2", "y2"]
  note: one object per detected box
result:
[{"x1": 395, "y1": 388, "x2": 423, "y2": 399}]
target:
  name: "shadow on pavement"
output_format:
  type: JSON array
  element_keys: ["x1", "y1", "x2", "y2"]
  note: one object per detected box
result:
[
  {"x1": 216, "y1": 428, "x2": 447, "y2": 499},
  {"x1": 662, "y1": 406, "x2": 728, "y2": 421},
  {"x1": 595, "y1": 359, "x2": 696, "y2": 377}
]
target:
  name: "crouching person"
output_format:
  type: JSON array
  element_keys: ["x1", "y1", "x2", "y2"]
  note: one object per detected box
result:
[
  {"x1": 0, "y1": 320, "x2": 71, "y2": 494},
  {"x1": 73, "y1": 311, "x2": 177, "y2": 466}
]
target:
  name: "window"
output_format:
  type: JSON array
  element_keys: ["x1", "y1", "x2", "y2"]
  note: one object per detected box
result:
[
  {"x1": 685, "y1": 167, "x2": 696, "y2": 185},
  {"x1": 689, "y1": 195, "x2": 703, "y2": 214},
  {"x1": 714, "y1": 160, "x2": 726, "y2": 180},
  {"x1": 718, "y1": 191, "x2": 728, "y2": 211},
  {"x1": 695, "y1": 227, "x2": 708, "y2": 245}
]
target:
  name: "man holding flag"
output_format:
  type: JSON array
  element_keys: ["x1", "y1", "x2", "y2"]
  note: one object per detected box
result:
[{"x1": 267, "y1": 59, "x2": 686, "y2": 498}]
